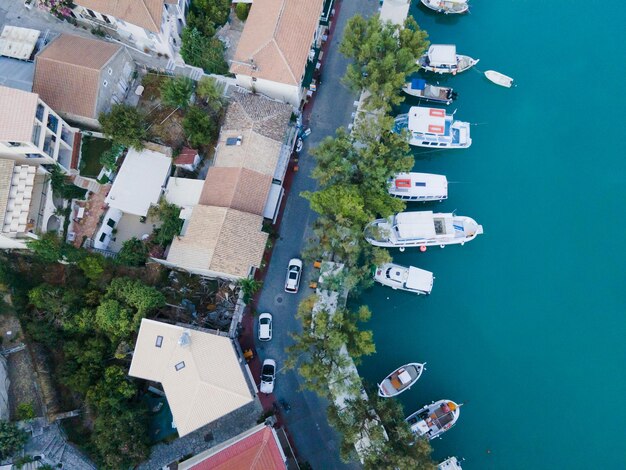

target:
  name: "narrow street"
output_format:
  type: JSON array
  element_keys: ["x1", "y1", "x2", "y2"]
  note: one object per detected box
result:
[{"x1": 252, "y1": 0, "x2": 378, "y2": 468}]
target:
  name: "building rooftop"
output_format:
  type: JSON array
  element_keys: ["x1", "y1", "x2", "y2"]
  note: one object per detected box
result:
[
  {"x1": 0, "y1": 26, "x2": 40, "y2": 61},
  {"x1": 164, "y1": 177, "x2": 204, "y2": 210},
  {"x1": 178, "y1": 424, "x2": 287, "y2": 470},
  {"x1": 230, "y1": 0, "x2": 325, "y2": 86},
  {"x1": 200, "y1": 167, "x2": 272, "y2": 217},
  {"x1": 129, "y1": 319, "x2": 254, "y2": 437},
  {"x1": 74, "y1": 0, "x2": 167, "y2": 33},
  {"x1": 33, "y1": 34, "x2": 121, "y2": 119},
  {"x1": 166, "y1": 205, "x2": 268, "y2": 279},
  {"x1": 0, "y1": 85, "x2": 38, "y2": 142},
  {"x1": 174, "y1": 147, "x2": 198, "y2": 166},
  {"x1": 223, "y1": 91, "x2": 293, "y2": 142},
  {"x1": 0, "y1": 161, "x2": 37, "y2": 234},
  {"x1": 105, "y1": 147, "x2": 171, "y2": 217}
]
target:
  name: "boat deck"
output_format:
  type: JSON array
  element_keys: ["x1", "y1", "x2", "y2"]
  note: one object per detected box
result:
[{"x1": 380, "y1": 364, "x2": 421, "y2": 396}]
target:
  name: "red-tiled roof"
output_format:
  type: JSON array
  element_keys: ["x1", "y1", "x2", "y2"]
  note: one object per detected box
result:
[
  {"x1": 174, "y1": 147, "x2": 198, "y2": 165},
  {"x1": 189, "y1": 426, "x2": 286, "y2": 470}
]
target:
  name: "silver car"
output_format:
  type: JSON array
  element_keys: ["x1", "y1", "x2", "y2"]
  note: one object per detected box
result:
[
  {"x1": 260, "y1": 359, "x2": 276, "y2": 394},
  {"x1": 284, "y1": 258, "x2": 303, "y2": 293},
  {"x1": 258, "y1": 313, "x2": 273, "y2": 341}
]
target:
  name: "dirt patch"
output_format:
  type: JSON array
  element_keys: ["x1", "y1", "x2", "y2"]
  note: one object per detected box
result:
[
  {"x1": 138, "y1": 74, "x2": 187, "y2": 149},
  {"x1": 7, "y1": 349, "x2": 43, "y2": 420}
]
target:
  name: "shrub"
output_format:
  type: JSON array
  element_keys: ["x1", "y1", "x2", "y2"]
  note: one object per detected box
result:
[
  {"x1": 235, "y1": 3, "x2": 250, "y2": 21},
  {"x1": 16, "y1": 402, "x2": 35, "y2": 421},
  {"x1": 116, "y1": 238, "x2": 149, "y2": 267},
  {"x1": 160, "y1": 76, "x2": 194, "y2": 109},
  {"x1": 0, "y1": 421, "x2": 28, "y2": 460},
  {"x1": 182, "y1": 106, "x2": 217, "y2": 149}
]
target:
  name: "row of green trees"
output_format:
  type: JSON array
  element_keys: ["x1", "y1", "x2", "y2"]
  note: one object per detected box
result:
[
  {"x1": 286, "y1": 14, "x2": 434, "y2": 468},
  {"x1": 0, "y1": 236, "x2": 168, "y2": 468}
]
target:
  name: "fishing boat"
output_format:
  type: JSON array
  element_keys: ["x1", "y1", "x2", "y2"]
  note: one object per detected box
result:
[
  {"x1": 402, "y1": 78, "x2": 457, "y2": 105},
  {"x1": 393, "y1": 107, "x2": 471, "y2": 149},
  {"x1": 439, "y1": 457, "x2": 463, "y2": 470},
  {"x1": 388, "y1": 172, "x2": 448, "y2": 201},
  {"x1": 364, "y1": 210, "x2": 483, "y2": 249},
  {"x1": 485, "y1": 70, "x2": 514, "y2": 88},
  {"x1": 418, "y1": 45, "x2": 479, "y2": 75},
  {"x1": 421, "y1": 0, "x2": 469, "y2": 14},
  {"x1": 374, "y1": 263, "x2": 434, "y2": 295},
  {"x1": 378, "y1": 362, "x2": 425, "y2": 397},
  {"x1": 406, "y1": 400, "x2": 461, "y2": 440}
]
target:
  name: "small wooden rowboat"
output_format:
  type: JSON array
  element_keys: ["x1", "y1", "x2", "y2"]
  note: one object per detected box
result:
[{"x1": 484, "y1": 70, "x2": 514, "y2": 88}]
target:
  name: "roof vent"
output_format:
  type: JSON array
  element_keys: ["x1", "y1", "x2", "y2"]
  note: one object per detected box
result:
[
  {"x1": 178, "y1": 330, "x2": 191, "y2": 348},
  {"x1": 226, "y1": 136, "x2": 242, "y2": 146}
]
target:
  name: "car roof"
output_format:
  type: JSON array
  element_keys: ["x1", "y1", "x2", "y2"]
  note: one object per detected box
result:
[
  {"x1": 263, "y1": 358, "x2": 276, "y2": 367},
  {"x1": 288, "y1": 258, "x2": 302, "y2": 267},
  {"x1": 259, "y1": 312, "x2": 272, "y2": 320}
]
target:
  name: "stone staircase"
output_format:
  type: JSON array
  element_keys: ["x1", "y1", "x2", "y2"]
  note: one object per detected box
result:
[{"x1": 72, "y1": 175, "x2": 102, "y2": 194}]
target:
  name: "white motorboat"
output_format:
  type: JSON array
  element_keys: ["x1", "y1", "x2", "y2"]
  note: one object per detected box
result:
[
  {"x1": 377, "y1": 362, "x2": 425, "y2": 398},
  {"x1": 406, "y1": 399, "x2": 461, "y2": 440},
  {"x1": 364, "y1": 210, "x2": 483, "y2": 249},
  {"x1": 393, "y1": 107, "x2": 471, "y2": 149},
  {"x1": 388, "y1": 172, "x2": 448, "y2": 201},
  {"x1": 421, "y1": 0, "x2": 469, "y2": 14},
  {"x1": 439, "y1": 457, "x2": 463, "y2": 470},
  {"x1": 402, "y1": 78, "x2": 457, "y2": 105},
  {"x1": 374, "y1": 263, "x2": 434, "y2": 295},
  {"x1": 485, "y1": 70, "x2": 514, "y2": 88},
  {"x1": 418, "y1": 45, "x2": 479, "y2": 75}
]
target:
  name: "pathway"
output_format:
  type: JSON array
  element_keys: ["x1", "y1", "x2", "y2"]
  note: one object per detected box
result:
[{"x1": 252, "y1": 0, "x2": 378, "y2": 468}]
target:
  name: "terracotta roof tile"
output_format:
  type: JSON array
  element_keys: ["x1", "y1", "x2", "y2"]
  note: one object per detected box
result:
[
  {"x1": 33, "y1": 34, "x2": 121, "y2": 119},
  {"x1": 199, "y1": 167, "x2": 272, "y2": 217},
  {"x1": 230, "y1": 0, "x2": 325, "y2": 86},
  {"x1": 74, "y1": 0, "x2": 165, "y2": 32},
  {"x1": 174, "y1": 147, "x2": 198, "y2": 165},
  {"x1": 0, "y1": 86, "x2": 38, "y2": 141},
  {"x1": 186, "y1": 426, "x2": 286, "y2": 470}
]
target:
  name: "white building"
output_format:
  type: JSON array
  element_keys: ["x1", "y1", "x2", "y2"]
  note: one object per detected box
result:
[
  {"x1": 230, "y1": 0, "x2": 326, "y2": 106},
  {"x1": 129, "y1": 319, "x2": 255, "y2": 437},
  {"x1": 70, "y1": 0, "x2": 189, "y2": 60},
  {"x1": 0, "y1": 160, "x2": 57, "y2": 250},
  {"x1": 0, "y1": 85, "x2": 78, "y2": 172},
  {"x1": 93, "y1": 147, "x2": 171, "y2": 251}
]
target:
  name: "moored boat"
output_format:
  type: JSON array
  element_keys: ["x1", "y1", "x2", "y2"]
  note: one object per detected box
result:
[
  {"x1": 378, "y1": 362, "x2": 425, "y2": 397},
  {"x1": 388, "y1": 172, "x2": 448, "y2": 201},
  {"x1": 421, "y1": 0, "x2": 469, "y2": 14},
  {"x1": 364, "y1": 210, "x2": 483, "y2": 249},
  {"x1": 374, "y1": 263, "x2": 434, "y2": 295},
  {"x1": 418, "y1": 45, "x2": 478, "y2": 75},
  {"x1": 402, "y1": 78, "x2": 457, "y2": 105},
  {"x1": 406, "y1": 399, "x2": 461, "y2": 440},
  {"x1": 438, "y1": 456, "x2": 463, "y2": 470},
  {"x1": 393, "y1": 107, "x2": 471, "y2": 149},
  {"x1": 485, "y1": 70, "x2": 514, "y2": 88}
]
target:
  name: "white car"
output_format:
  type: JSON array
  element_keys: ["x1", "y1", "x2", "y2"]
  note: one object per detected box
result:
[
  {"x1": 284, "y1": 258, "x2": 303, "y2": 293},
  {"x1": 260, "y1": 359, "x2": 276, "y2": 394},
  {"x1": 258, "y1": 313, "x2": 273, "y2": 341}
]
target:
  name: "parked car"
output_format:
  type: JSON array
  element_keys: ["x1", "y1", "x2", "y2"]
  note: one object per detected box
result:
[
  {"x1": 284, "y1": 258, "x2": 303, "y2": 293},
  {"x1": 258, "y1": 313, "x2": 273, "y2": 341},
  {"x1": 260, "y1": 359, "x2": 276, "y2": 394}
]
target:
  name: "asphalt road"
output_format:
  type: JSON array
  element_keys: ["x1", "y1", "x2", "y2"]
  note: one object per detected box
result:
[{"x1": 253, "y1": 0, "x2": 378, "y2": 468}]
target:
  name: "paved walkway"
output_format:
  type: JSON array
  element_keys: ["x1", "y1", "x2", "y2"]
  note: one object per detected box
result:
[{"x1": 252, "y1": 0, "x2": 378, "y2": 468}]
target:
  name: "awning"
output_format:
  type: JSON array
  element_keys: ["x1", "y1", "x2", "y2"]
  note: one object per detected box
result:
[{"x1": 263, "y1": 183, "x2": 284, "y2": 223}]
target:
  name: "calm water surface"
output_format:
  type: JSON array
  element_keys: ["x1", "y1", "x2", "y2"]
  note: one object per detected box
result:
[{"x1": 357, "y1": 2, "x2": 626, "y2": 468}]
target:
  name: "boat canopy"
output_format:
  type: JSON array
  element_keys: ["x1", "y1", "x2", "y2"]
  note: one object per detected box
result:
[
  {"x1": 427, "y1": 45, "x2": 457, "y2": 67},
  {"x1": 406, "y1": 266, "x2": 434, "y2": 292},
  {"x1": 395, "y1": 211, "x2": 437, "y2": 239},
  {"x1": 391, "y1": 172, "x2": 448, "y2": 195},
  {"x1": 408, "y1": 107, "x2": 448, "y2": 135},
  {"x1": 410, "y1": 78, "x2": 426, "y2": 90}
]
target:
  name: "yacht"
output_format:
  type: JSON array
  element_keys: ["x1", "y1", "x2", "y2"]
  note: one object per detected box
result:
[
  {"x1": 394, "y1": 107, "x2": 471, "y2": 149},
  {"x1": 388, "y1": 172, "x2": 448, "y2": 201},
  {"x1": 365, "y1": 211, "x2": 483, "y2": 249},
  {"x1": 406, "y1": 400, "x2": 461, "y2": 440},
  {"x1": 421, "y1": 0, "x2": 469, "y2": 14},
  {"x1": 402, "y1": 78, "x2": 457, "y2": 105},
  {"x1": 378, "y1": 363, "x2": 425, "y2": 398},
  {"x1": 418, "y1": 45, "x2": 478, "y2": 75},
  {"x1": 374, "y1": 263, "x2": 434, "y2": 295}
]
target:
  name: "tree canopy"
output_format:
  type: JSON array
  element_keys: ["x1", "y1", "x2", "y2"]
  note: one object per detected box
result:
[
  {"x1": 196, "y1": 76, "x2": 225, "y2": 113},
  {"x1": 160, "y1": 76, "x2": 194, "y2": 109},
  {"x1": 0, "y1": 421, "x2": 27, "y2": 460},
  {"x1": 181, "y1": 27, "x2": 229, "y2": 75},
  {"x1": 99, "y1": 104, "x2": 146, "y2": 149},
  {"x1": 182, "y1": 105, "x2": 218, "y2": 148},
  {"x1": 148, "y1": 199, "x2": 184, "y2": 246},
  {"x1": 340, "y1": 15, "x2": 429, "y2": 111},
  {"x1": 116, "y1": 237, "x2": 149, "y2": 267}
]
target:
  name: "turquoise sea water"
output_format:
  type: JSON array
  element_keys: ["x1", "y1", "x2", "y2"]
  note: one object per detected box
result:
[{"x1": 357, "y1": 2, "x2": 626, "y2": 468}]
